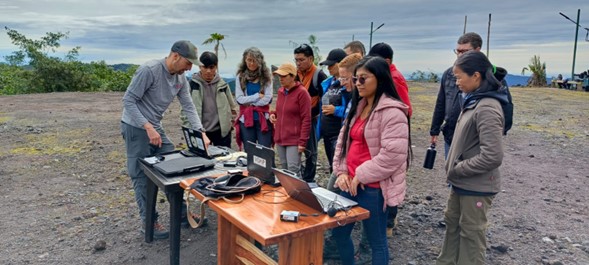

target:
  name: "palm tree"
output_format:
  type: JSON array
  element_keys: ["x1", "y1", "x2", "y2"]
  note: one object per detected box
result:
[
  {"x1": 307, "y1": 34, "x2": 322, "y2": 65},
  {"x1": 289, "y1": 35, "x2": 322, "y2": 65},
  {"x1": 202, "y1": 33, "x2": 227, "y2": 59},
  {"x1": 521, "y1": 55, "x2": 547, "y2": 87}
]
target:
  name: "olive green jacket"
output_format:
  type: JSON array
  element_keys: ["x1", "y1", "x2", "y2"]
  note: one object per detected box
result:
[
  {"x1": 445, "y1": 97, "x2": 504, "y2": 193},
  {"x1": 182, "y1": 74, "x2": 236, "y2": 137}
]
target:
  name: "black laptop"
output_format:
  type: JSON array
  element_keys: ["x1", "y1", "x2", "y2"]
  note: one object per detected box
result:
[
  {"x1": 272, "y1": 168, "x2": 357, "y2": 213},
  {"x1": 182, "y1": 126, "x2": 230, "y2": 158},
  {"x1": 152, "y1": 152, "x2": 215, "y2": 177},
  {"x1": 244, "y1": 141, "x2": 279, "y2": 185}
]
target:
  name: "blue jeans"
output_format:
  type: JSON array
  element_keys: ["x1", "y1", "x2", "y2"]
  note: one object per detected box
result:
[
  {"x1": 323, "y1": 134, "x2": 338, "y2": 173},
  {"x1": 239, "y1": 119, "x2": 272, "y2": 148},
  {"x1": 121, "y1": 122, "x2": 174, "y2": 222},
  {"x1": 444, "y1": 141, "x2": 451, "y2": 160},
  {"x1": 332, "y1": 187, "x2": 389, "y2": 265}
]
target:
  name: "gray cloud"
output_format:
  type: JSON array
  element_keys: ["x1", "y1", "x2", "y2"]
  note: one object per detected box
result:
[{"x1": 1, "y1": 0, "x2": 588, "y2": 76}]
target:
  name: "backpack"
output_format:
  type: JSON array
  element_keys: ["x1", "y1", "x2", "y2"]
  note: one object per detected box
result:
[
  {"x1": 184, "y1": 174, "x2": 261, "y2": 228},
  {"x1": 499, "y1": 80, "x2": 514, "y2": 135}
]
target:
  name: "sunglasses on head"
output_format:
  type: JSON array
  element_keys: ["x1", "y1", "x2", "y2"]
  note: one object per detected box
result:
[{"x1": 352, "y1": 76, "x2": 369, "y2": 85}]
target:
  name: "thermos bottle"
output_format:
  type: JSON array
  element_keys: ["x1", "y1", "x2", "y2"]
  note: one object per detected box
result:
[{"x1": 423, "y1": 144, "x2": 437, "y2": 169}]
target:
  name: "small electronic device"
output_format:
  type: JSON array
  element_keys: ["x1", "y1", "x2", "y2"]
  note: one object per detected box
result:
[
  {"x1": 227, "y1": 169, "x2": 243, "y2": 175},
  {"x1": 280, "y1": 210, "x2": 300, "y2": 222},
  {"x1": 223, "y1": 160, "x2": 237, "y2": 167}
]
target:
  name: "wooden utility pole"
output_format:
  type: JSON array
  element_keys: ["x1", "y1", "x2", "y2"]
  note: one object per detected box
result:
[{"x1": 487, "y1": 13, "x2": 491, "y2": 58}]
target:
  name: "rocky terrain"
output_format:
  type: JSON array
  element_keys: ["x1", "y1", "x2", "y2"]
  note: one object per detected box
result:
[{"x1": 0, "y1": 83, "x2": 588, "y2": 264}]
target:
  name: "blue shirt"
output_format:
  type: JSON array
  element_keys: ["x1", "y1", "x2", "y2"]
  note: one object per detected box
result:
[{"x1": 246, "y1": 82, "x2": 262, "y2": 120}]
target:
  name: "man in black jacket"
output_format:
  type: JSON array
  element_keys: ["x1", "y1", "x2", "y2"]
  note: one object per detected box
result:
[{"x1": 430, "y1": 32, "x2": 513, "y2": 158}]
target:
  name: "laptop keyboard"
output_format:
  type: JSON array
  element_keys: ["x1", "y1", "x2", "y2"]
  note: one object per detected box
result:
[
  {"x1": 208, "y1": 146, "x2": 229, "y2": 157},
  {"x1": 312, "y1": 188, "x2": 339, "y2": 209}
]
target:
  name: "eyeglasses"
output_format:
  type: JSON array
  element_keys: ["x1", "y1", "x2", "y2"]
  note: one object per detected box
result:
[
  {"x1": 338, "y1": 76, "x2": 352, "y2": 82},
  {"x1": 352, "y1": 75, "x2": 372, "y2": 85},
  {"x1": 453, "y1": 48, "x2": 473, "y2": 55}
]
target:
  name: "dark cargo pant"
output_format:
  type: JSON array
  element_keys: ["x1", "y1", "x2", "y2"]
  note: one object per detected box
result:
[{"x1": 121, "y1": 122, "x2": 174, "y2": 222}]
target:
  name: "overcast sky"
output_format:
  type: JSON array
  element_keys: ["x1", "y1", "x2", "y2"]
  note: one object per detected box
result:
[{"x1": 1, "y1": 0, "x2": 588, "y2": 78}]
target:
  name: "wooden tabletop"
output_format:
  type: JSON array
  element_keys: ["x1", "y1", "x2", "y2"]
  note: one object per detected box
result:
[{"x1": 180, "y1": 178, "x2": 370, "y2": 245}]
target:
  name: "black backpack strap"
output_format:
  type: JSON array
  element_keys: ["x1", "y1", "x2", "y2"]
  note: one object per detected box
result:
[
  {"x1": 312, "y1": 67, "x2": 320, "y2": 90},
  {"x1": 189, "y1": 80, "x2": 200, "y2": 93}
]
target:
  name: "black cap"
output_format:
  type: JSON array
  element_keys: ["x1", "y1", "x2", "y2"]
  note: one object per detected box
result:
[
  {"x1": 320, "y1": 48, "x2": 347, "y2": 66},
  {"x1": 171, "y1": 40, "x2": 201, "y2": 66},
  {"x1": 368, "y1": 42, "x2": 393, "y2": 60},
  {"x1": 199, "y1": 51, "x2": 218, "y2": 67}
]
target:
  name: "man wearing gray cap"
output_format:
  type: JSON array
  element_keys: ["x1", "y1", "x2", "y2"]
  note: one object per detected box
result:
[{"x1": 120, "y1": 40, "x2": 210, "y2": 239}]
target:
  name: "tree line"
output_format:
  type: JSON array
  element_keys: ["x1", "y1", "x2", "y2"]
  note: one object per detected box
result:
[{"x1": 0, "y1": 27, "x2": 138, "y2": 95}]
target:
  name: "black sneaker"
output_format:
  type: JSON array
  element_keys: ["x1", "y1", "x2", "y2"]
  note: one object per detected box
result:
[{"x1": 142, "y1": 222, "x2": 169, "y2": 240}]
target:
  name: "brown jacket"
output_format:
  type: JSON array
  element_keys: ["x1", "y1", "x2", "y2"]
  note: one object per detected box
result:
[{"x1": 445, "y1": 97, "x2": 504, "y2": 193}]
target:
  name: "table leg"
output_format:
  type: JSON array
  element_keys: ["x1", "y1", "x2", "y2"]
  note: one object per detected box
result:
[
  {"x1": 217, "y1": 215, "x2": 239, "y2": 265},
  {"x1": 169, "y1": 191, "x2": 183, "y2": 265},
  {"x1": 145, "y1": 178, "x2": 158, "y2": 243},
  {"x1": 278, "y1": 232, "x2": 323, "y2": 265}
]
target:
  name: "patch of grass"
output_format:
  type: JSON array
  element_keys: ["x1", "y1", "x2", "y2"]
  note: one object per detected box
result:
[
  {"x1": 10, "y1": 128, "x2": 92, "y2": 156},
  {"x1": 107, "y1": 150, "x2": 126, "y2": 164},
  {"x1": 0, "y1": 115, "x2": 12, "y2": 124}
]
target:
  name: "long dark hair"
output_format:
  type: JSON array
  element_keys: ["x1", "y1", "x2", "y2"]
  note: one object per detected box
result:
[
  {"x1": 236, "y1": 47, "x2": 272, "y2": 92},
  {"x1": 339, "y1": 56, "x2": 412, "y2": 168}
]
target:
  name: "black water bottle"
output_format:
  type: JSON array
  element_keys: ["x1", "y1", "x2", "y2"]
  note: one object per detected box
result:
[{"x1": 423, "y1": 144, "x2": 437, "y2": 169}]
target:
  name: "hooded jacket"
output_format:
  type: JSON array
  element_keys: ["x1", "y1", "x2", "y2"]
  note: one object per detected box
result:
[
  {"x1": 182, "y1": 73, "x2": 237, "y2": 138},
  {"x1": 273, "y1": 82, "x2": 312, "y2": 147},
  {"x1": 430, "y1": 66, "x2": 512, "y2": 144},
  {"x1": 332, "y1": 96, "x2": 409, "y2": 209},
  {"x1": 445, "y1": 76, "x2": 508, "y2": 194}
]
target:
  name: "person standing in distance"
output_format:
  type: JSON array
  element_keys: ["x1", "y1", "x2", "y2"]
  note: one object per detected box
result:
[
  {"x1": 182, "y1": 51, "x2": 237, "y2": 148},
  {"x1": 294, "y1": 44, "x2": 327, "y2": 182},
  {"x1": 344, "y1": 40, "x2": 366, "y2": 57},
  {"x1": 430, "y1": 32, "x2": 482, "y2": 158},
  {"x1": 436, "y1": 51, "x2": 507, "y2": 265},
  {"x1": 121, "y1": 40, "x2": 210, "y2": 239}
]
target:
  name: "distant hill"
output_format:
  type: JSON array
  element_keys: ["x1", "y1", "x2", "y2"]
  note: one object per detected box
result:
[
  {"x1": 504, "y1": 74, "x2": 551, "y2": 87},
  {"x1": 110, "y1": 63, "x2": 138, "y2": 72}
]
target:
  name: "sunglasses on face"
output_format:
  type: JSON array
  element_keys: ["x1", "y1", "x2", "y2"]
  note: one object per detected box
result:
[{"x1": 352, "y1": 75, "x2": 371, "y2": 85}]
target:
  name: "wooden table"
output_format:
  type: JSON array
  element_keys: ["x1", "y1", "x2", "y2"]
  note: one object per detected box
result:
[
  {"x1": 139, "y1": 151, "x2": 231, "y2": 265},
  {"x1": 180, "y1": 178, "x2": 370, "y2": 265}
]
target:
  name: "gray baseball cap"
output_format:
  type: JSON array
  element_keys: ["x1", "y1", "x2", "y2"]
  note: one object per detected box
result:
[{"x1": 171, "y1": 40, "x2": 201, "y2": 66}]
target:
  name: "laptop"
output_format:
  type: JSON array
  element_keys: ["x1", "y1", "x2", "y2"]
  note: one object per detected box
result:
[
  {"x1": 244, "y1": 141, "x2": 279, "y2": 185},
  {"x1": 272, "y1": 168, "x2": 358, "y2": 213},
  {"x1": 182, "y1": 126, "x2": 230, "y2": 158},
  {"x1": 152, "y1": 153, "x2": 215, "y2": 177}
]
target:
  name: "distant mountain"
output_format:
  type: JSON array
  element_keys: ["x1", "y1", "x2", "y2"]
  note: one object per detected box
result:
[
  {"x1": 504, "y1": 74, "x2": 551, "y2": 87},
  {"x1": 110, "y1": 63, "x2": 138, "y2": 72}
]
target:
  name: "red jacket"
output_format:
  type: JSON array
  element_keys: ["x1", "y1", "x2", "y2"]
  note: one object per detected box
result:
[
  {"x1": 273, "y1": 82, "x2": 312, "y2": 147},
  {"x1": 390, "y1": 64, "x2": 412, "y2": 117}
]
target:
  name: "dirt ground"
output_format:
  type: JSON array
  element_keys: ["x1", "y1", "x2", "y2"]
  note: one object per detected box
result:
[{"x1": 1, "y1": 83, "x2": 588, "y2": 265}]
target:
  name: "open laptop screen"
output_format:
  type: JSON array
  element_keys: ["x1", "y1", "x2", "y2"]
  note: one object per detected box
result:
[{"x1": 244, "y1": 141, "x2": 277, "y2": 185}]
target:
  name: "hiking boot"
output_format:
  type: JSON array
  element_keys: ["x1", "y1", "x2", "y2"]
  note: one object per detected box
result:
[
  {"x1": 142, "y1": 222, "x2": 169, "y2": 240},
  {"x1": 386, "y1": 216, "x2": 398, "y2": 237}
]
